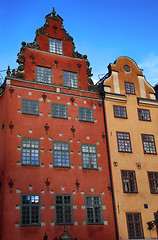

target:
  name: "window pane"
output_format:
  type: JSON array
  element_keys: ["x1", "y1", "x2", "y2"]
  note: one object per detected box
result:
[
  {"x1": 126, "y1": 213, "x2": 143, "y2": 239},
  {"x1": 51, "y1": 103, "x2": 67, "y2": 119},
  {"x1": 22, "y1": 139, "x2": 40, "y2": 165},
  {"x1": 142, "y1": 134, "x2": 156, "y2": 154},
  {"x1": 114, "y1": 106, "x2": 127, "y2": 118},
  {"x1": 36, "y1": 66, "x2": 51, "y2": 83},
  {"x1": 125, "y1": 82, "x2": 135, "y2": 94},
  {"x1": 55, "y1": 195, "x2": 73, "y2": 225},
  {"x1": 138, "y1": 109, "x2": 150, "y2": 121},
  {"x1": 85, "y1": 195, "x2": 103, "y2": 224},
  {"x1": 53, "y1": 142, "x2": 70, "y2": 167},
  {"x1": 82, "y1": 144, "x2": 97, "y2": 169},
  {"x1": 117, "y1": 132, "x2": 132, "y2": 152},
  {"x1": 122, "y1": 170, "x2": 137, "y2": 193},
  {"x1": 148, "y1": 172, "x2": 158, "y2": 193},
  {"x1": 79, "y1": 107, "x2": 94, "y2": 122},
  {"x1": 21, "y1": 194, "x2": 40, "y2": 226},
  {"x1": 63, "y1": 71, "x2": 78, "y2": 88},
  {"x1": 49, "y1": 38, "x2": 62, "y2": 54},
  {"x1": 22, "y1": 99, "x2": 39, "y2": 115}
]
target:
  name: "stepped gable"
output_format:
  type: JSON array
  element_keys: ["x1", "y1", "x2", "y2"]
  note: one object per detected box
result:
[{"x1": 9, "y1": 8, "x2": 95, "y2": 91}]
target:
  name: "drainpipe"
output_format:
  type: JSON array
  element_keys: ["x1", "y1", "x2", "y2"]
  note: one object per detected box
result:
[{"x1": 101, "y1": 92, "x2": 119, "y2": 240}]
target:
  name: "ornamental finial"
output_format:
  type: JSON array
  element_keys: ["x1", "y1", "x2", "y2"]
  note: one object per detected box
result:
[{"x1": 52, "y1": 7, "x2": 56, "y2": 17}]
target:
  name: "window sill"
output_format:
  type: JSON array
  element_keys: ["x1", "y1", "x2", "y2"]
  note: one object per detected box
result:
[{"x1": 21, "y1": 164, "x2": 40, "y2": 167}]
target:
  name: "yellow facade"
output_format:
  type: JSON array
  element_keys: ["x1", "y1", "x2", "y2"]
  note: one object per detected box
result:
[{"x1": 100, "y1": 57, "x2": 158, "y2": 239}]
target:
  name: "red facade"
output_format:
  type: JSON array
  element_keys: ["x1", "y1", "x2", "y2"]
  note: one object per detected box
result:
[{"x1": 0, "y1": 9, "x2": 117, "y2": 240}]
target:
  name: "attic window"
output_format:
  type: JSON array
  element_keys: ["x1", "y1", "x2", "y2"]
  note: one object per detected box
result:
[
  {"x1": 124, "y1": 65, "x2": 130, "y2": 72},
  {"x1": 49, "y1": 38, "x2": 62, "y2": 54}
]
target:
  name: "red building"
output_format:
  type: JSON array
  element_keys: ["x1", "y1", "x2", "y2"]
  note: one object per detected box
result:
[{"x1": 0, "y1": 8, "x2": 117, "y2": 240}]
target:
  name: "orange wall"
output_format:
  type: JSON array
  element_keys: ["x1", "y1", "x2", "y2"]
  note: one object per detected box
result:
[{"x1": 103, "y1": 57, "x2": 158, "y2": 239}]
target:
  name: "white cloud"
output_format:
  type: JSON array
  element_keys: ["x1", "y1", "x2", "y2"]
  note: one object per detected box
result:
[{"x1": 139, "y1": 53, "x2": 158, "y2": 86}]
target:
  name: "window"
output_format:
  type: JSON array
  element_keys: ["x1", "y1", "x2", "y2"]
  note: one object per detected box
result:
[
  {"x1": 117, "y1": 132, "x2": 132, "y2": 152},
  {"x1": 125, "y1": 82, "x2": 135, "y2": 94},
  {"x1": 81, "y1": 144, "x2": 98, "y2": 169},
  {"x1": 36, "y1": 66, "x2": 51, "y2": 83},
  {"x1": 22, "y1": 99, "x2": 39, "y2": 115},
  {"x1": 121, "y1": 170, "x2": 138, "y2": 193},
  {"x1": 55, "y1": 194, "x2": 73, "y2": 225},
  {"x1": 126, "y1": 213, "x2": 144, "y2": 239},
  {"x1": 138, "y1": 109, "x2": 151, "y2": 121},
  {"x1": 63, "y1": 71, "x2": 78, "y2": 88},
  {"x1": 20, "y1": 194, "x2": 40, "y2": 226},
  {"x1": 85, "y1": 195, "x2": 103, "y2": 225},
  {"x1": 53, "y1": 141, "x2": 70, "y2": 167},
  {"x1": 79, "y1": 107, "x2": 94, "y2": 122},
  {"x1": 21, "y1": 138, "x2": 40, "y2": 165},
  {"x1": 141, "y1": 134, "x2": 156, "y2": 154},
  {"x1": 51, "y1": 103, "x2": 67, "y2": 119},
  {"x1": 124, "y1": 65, "x2": 130, "y2": 72},
  {"x1": 154, "y1": 212, "x2": 158, "y2": 236},
  {"x1": 113, "y1": 105, "x2": 127, "y2": 118},
  {"x1": 49, "y1": 38, "x2": 62, "y2": 54},
  {"x1": 148, "y1": 172, "x2": 158, "y2": 193}
]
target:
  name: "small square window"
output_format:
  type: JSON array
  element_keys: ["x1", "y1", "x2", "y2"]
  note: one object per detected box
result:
[
  {"x1": 49, "y1": 38, "x2": 62, "y2": 54},
  {"x1": 51, "y1": 103, "x2": 67, "y2": 119},
  {"x1": 125, "y1": 82, "x2": 135, "y2": 94},
  {"x1": 126, "y1": 212, "x2": 144, "y2": 239},
  {"x1": 79, "y1": 107, "x2": 94, "y2": 122},
  {"x1": 55, "y1": 194, "x2": 73, "y2": 225},
  {"x1": 148, "y1": 171, "x2": 158, "y2": 193},
  {"x1": 21, "y1": 138, "x2": 40, "y2": 165},
  {"x1": 36, "y1": 66, "x2": 51, "y2": 83},
  {"x1": 20, "y1": 194, "x2": 41, "y2": 226},
  {"x1": 121, "y1": 170, "x2": 138, "y2": 193},
  {"x1": 22, "y1": 99, "x2": 39, "y2": 115},
  {"x1": 117, "y1": 132, "x2": 132, "y2": 153},
  {"x1": 85, "y1": 195, "x2": 103, "y2": 224},
  {"x1": 142, "y1": 134, "x2": 156, "y2": 154},
  {"x1": 53, "y1": 141, "x2": 70, "y2": 167},
  {"x1": 138, "y1": 109, "x2": 151, "y2": 121},
  {"x1": 113, "y1": 106, "x2": 127, "y2": 118},
  {"x1": 81, "y1": 144, "x2": 98, "y2": 169},
  {"x1": 63, "y1": 71, "x2": 78, "y2": 88}
]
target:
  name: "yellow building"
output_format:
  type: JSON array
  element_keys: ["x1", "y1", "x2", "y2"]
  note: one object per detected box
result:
[{"x1": 98, "y1": 56, "x2": 158, "y2": 239}]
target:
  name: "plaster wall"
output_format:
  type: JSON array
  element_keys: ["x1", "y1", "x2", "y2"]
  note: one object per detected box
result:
[{"x1": 103, "y1": 57, "x2": 158, "y2": 239}]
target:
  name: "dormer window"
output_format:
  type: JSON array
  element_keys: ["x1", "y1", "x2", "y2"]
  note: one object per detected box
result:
[{"x1": 49, "y1": 38, "x2": 62, "y2": 54}]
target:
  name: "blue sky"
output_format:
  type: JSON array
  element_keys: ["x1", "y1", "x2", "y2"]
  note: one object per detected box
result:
[{"x1": 0, "y1": 0, "x2": 158, "y2": 86}]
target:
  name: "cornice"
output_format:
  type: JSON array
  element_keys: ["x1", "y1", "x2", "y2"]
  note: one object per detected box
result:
[
  {"x1": 104, "y1": 92, "x2": 127, "y2": 103},
  {"x1": 137, "y1": 97, "x2": 158, "y2": 108}
]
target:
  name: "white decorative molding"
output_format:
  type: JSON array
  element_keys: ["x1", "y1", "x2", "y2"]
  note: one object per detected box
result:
[
  {"x1": 112, "y1": 71, "x2": 120, "y2": 94},
  {"x1": 138, "y1": 75, "x2": 146, "y2": 98},
  {"x1": 138, "y1": 98, "x2": 158, "y2": 108},
  {"x1": 104, "y1": 92, "x2": 127, "y2": 103}
]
